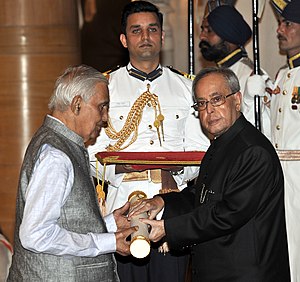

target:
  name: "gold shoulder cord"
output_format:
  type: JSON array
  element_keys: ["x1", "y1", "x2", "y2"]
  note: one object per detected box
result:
[
  {"x1": 96, "y1": 85, "x2": 165, "y2": 213},
  {"x1": 96, "y1": 159, "x2": 107, "y2": 216},
  {"x1": 105, "y1": 84, "x2": 165, "y2": 151}
]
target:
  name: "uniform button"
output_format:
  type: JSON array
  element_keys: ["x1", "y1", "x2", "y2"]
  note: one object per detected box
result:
[
  {"x1": 283, "y1": 90, "x2": 287, "y2": 95},
  {"x1": 176, "y1": 114, "x2": 179, "y2": 119},
  {"x1": 276, "y1": 125, "x2": 280, "y2": 130},
  {"x1": 287, "y1": 73, "x2": 291, "y2": 78},
  {"x1": 275, "y1": 143, "x2": 278, "y2": 149},
  {"x1": 119, "y1": 115, "x2": 124, "y2": 120},
  {"x1": 148, "y1": 125, "x2": 152, "y2": 129},
  {"x1": 150, "y1": 140, "x2": 154, "y2": 145},
  {"x1": 279, "y1": 108, "x2": 282, "y2": 113}
]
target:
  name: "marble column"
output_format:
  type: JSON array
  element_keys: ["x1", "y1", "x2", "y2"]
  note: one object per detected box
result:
[{"x1": 150, "y1": 0, "x2": 174, "y2": 66}]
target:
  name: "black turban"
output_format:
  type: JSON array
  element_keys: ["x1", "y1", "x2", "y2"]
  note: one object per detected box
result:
[
  {"x1": 282, "y1": 0, "x2": 300, "y2": 24},
  {"x1": 207, "y1": 5, "x2": 252, "y2": 46}
]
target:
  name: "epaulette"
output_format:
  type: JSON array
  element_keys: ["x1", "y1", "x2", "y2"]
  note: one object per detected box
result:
[
  {"x1": 167, "y1": 66, "x2": 195, "y2": 80},
  {"x1": 240, "y1": 57, "x2": 254, "y2": 70},
  {"x1": 102, "y1": 65, "x2": 122, "y2": 80},
  {"x1": 241, "y1": 57, "x2": 265, "y2": 75},
  {"x1": 275, "y1": 64, "x2": 288, "y2": 80}
]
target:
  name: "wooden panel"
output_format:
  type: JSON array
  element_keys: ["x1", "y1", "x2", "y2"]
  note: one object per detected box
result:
[
  {"x1": 0, "y1": 0, "x2": 80, "y2": 243},
  {"x1": 0, "y1": 0, "x2": 78, "y2": 26},
  {"x1": 0, "y1": 27, "x2": 80, "y2": 54},
  {"x1": 0, "y1": 54, "x2": 80, "y2": 82}
]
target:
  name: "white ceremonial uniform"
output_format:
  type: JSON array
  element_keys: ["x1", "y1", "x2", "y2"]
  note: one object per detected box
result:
[
  {"x1": 217, "y1": 49, "x2": 271, "y2": 139},
  {"x1": 271, "y1": 55, "x2": 300, "y2": 282},
  {"x1": 88, "y1": 63, "x2": 209, "y2": 214}
]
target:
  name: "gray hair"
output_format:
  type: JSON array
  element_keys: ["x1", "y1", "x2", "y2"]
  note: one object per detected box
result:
[
  {"x1": 192, "y1": 67, "x2": 240, "y2": 99},
  {"x1": 48, "y1": 65, "x2": 108, "y2": 112}
]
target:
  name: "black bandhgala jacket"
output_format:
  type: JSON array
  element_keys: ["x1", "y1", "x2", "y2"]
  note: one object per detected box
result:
[{"x1": 161, "y1": 114, "x2": 290, "y2": 282}]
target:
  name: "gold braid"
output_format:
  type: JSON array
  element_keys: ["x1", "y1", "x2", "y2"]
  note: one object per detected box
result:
[{"x1": 105, "y1": 84, "x2": 164, "y2": 151}]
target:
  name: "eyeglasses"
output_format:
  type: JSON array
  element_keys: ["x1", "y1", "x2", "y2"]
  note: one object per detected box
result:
[{"x1": 192, "y1": 92, "x2": 237, "y2": 111}]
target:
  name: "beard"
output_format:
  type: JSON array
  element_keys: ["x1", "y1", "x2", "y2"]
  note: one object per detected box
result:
[{"x1": 199, "y1": 40, "x2": 230, "y2": 62}]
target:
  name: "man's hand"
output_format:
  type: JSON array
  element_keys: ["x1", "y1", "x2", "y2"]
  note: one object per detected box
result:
[
  {"x1": 115, "y1": 227, "x2": 137, "y2": 256},
  {"x1": 128, "y1": 196, "x2": 165, "y2": 220},
  {"x1": 140, "y1": 218, "x2": 166, "y2": 242},
  {"x1": 113, "y1": 202, "x2": 130, "y2": 231},
  {"x1": 245, "y1": 74, "x2": 269, "y2": 98}
]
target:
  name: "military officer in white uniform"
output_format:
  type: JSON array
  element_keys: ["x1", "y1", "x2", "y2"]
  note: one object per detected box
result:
[
  {"x1": 88, "y1": 1, "x2": 209, "y2": 282},
  {"x1": 89, "y1": 64, "x2": 208, "y2": 214},
  {"x1": 199, "y1": 4, "x2": 272, "y2": 139},
  {"x1": 270, "y1": 1, "x2": 300, "y2": 281}
]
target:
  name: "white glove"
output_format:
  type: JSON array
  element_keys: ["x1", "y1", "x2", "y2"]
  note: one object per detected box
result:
[{"x1": 244, "y1": 74, "x2": 269, "y2": 99}]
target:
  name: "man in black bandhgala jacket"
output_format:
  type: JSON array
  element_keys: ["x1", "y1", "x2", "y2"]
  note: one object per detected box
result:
[{"x1": 129, "y1": 67, "x2": 290, "y2": 282}]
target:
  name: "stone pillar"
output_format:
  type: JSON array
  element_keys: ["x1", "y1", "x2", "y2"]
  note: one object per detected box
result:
[{"x1": 150, "y1": 0, "x2": 174, "y2": 66}]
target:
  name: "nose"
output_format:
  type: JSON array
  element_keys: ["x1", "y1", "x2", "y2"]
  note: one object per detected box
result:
[
  {"x1": 141, "y1": 29, "x2": 150, "y2": 40},
  {"x1": 276, "y1": 25, "x2": 281, "y2": 34},
  {"x1": 101, "y1": 108, "x2": 109, "y2": 123},
  {"x1": 205, "y1": 101, "x2": 214, "y2": 114},
  {"x1": 277, "y1": 21, "x2": 284, "y2": 34},
  {"x1": 199, "y1": 29, "x2": 206, "y2": 41}
]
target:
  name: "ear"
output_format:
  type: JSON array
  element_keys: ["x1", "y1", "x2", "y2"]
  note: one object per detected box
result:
[
  {"x1": 161, "y1": 30, "x2": 165, "y2": 47},
  {"x1": 235, "y1": 91, "x2": 242, "y2": 111},
  {"x1": 71, "y1": 95, "x2": 83, "y2": 115},
  {"x1": 120, "y1": 34, "x2": 128, "y2": 48}
]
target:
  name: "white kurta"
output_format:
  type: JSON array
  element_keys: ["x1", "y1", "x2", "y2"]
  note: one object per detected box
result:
[
  {"x1": 230, "y1": 58, "x2": 271, "y2": 139},
  {"x1": 88, "y1": 64, "x2": 210, "y2": 214},
  {"x1": 271, "y1": 64, "x2": 300, "y2": 282}
]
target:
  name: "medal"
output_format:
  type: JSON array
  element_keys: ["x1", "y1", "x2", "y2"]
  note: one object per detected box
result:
[{"x1": 291, "y1": 86, "x2": 300, "y2": 110}]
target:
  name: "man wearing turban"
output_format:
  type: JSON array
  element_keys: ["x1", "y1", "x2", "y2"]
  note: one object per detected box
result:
[{"x1": 199, "y1": 4, "x2": 271, "y2": 139}]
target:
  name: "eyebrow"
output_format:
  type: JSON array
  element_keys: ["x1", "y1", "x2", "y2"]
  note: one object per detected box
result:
[
  {"x1": 129, "y1": 22, "x2": 160, "y2": 29},
  {"x1": 196, "y1": 92, "x2": 221, "y2": 100},
  {"x1": 148, "y1": 23, "x2": 159, "y2": 27}
]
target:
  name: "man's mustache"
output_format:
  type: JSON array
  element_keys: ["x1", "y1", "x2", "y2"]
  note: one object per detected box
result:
[
  {"x1": 199, "y1": 40, "x2": 212, "y2": 49},
  {"x1": 277, "y1": 34, "x2": 286, "y2": 41}
]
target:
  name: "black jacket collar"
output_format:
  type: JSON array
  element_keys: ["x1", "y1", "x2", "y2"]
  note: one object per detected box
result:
[{"x1": 211, "y1": 114, "x2": 246, "y2": 149}]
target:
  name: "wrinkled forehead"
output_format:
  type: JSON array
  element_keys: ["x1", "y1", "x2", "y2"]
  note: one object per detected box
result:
[{"x1": 195, "y1": 74, "x2": 229, "y2": 98}]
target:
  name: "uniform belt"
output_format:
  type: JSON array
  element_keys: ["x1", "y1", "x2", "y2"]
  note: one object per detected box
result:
[
  {"x1": 276, "y1": 150, "x2": 300, "y2": 161},
  {"x1": 123, "y1": 169, "x2": 180, "y2": 194},
  {"x1": 123, "y1": 169, "x2": 161, "y2": 183}
]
